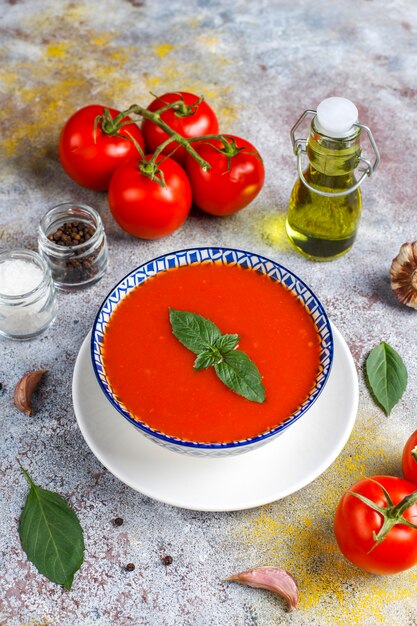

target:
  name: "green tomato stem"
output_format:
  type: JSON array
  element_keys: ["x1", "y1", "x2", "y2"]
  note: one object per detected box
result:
[
  {"x1": 98, "y1": 108, "x2": 131, "y2": 136},
  {"x1": 348, "y1": 480, "x2": 417, "y2": 549},
  {"x1": 115, "y1": 104, "x2": 240, "y2": 169},
  {"x1": 394, "y1": 490, "x2": 417, "y2": 518},
  {"x1": 148, "y1": 136, "x2": 182, "y2": 165},
  {"x1": 128, "y1": 104, "x2": 211, "y2": 170},
  {"x1": 111, "y1": 105, "x2": 137, "y2": 128},
  {"x1": 154, "y1": 100, "x2": 184, "y2": 116},
  {"x1": 187, "y1": 134, "x2": 236, "y2": 153}
]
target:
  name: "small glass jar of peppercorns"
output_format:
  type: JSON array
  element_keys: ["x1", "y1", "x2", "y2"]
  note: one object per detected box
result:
[{"x1": 38, "y1": 202, "x2": 108, "y2": 290}]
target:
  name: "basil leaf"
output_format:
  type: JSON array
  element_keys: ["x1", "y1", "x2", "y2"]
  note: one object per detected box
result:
[
  {"x1": 194, "y1": 351, "x2": 217, "y2": 370},
  {"x1": 215, "y1": 333, "x2": 239, "y2": 354},
  {"x1": 215, "y1": 350, "x2": 266, "y2": 403},
  {"x1": 365, "y1": 342, "x2": 408, "y2": 415},
  {"x1": 169, "y1": 308, "x2": 221, "y2": 354},
  {"x1": 19, "y1": 468, "x2": 84, "y2": 590},
  {"x1": 169, "y1": 308, "x2": 266, "y2": 403}
]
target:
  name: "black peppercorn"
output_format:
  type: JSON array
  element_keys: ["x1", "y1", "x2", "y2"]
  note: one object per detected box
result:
[
  {"x1": 46, "y1": 220, "x2": 102, "y2": 284},
  {"x1": 114, "y1": 517, "x2": 123, "y2": 527},
  {"x1": 125, "y1": 563, "x2": 135, "y2": 572},
  {"x1": 49, "y1": 221, "x2": 95, "y2": 247},
  {"x1": 162, "y1": 555, "x2": 173, "y2": 566},
  {"x1": 39, "y1": 204, "x2": 108, "y2": 289}
]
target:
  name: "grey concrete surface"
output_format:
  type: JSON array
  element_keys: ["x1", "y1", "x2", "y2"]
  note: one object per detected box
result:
[{"x1": 1, "y1": 1, "x2": 417, "y2": 624}]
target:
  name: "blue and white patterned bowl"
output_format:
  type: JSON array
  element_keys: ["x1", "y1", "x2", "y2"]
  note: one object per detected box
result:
[{"x1": 91, "y1": 247, "x2": 333, "y2": 457}]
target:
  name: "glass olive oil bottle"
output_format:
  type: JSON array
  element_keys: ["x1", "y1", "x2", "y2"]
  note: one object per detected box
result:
[{"x1": 286, "y1": 98, "x2": 380, "y2": 261}]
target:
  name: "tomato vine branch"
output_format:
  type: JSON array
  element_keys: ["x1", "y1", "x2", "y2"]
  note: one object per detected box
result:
[
  {"x1": 109, "y1": 99, "x2": 254, "y2": 186},
  {"x1": 120, "y1": 103, "x2": 212, "y2": 171}
]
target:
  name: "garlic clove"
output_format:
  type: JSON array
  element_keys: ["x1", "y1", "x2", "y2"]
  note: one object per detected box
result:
[
  {"x1": 390, "y1": 241, "x2": 417, "y2": 309},
  {"x1": 226, "y1": 566, "x2": 299, "y2": 611},
  {"x1": 14, "y1": 370, "x2": 47, "y2": 415}
]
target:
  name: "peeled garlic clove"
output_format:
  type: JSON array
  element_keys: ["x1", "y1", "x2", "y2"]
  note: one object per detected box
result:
[
  {"x1": 226, "y1": 566, "x2": 299, "y2": 611},
  {"x1": 390, "y1": 241, "x2": 417, "y2": 309},
  {"x1": 14, "y1": 370, "x2": 47, "y2": 415}
]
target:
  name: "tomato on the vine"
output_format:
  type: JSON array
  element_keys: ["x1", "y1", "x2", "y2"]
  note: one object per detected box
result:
[
  {"x1": 402, "y1": 430, "x2": 417, "y2": 485},
  {"x1": 141, "y1": 92, "x2": 219, "y2": 165},
  {"x1": 108, "y1": 155, "x2": 192, "y2": 240},
  {"x1": 185, "y1": 135, "x2": 265, "y2": 216},
  {"x1": 334, "y1": 475, "x2": 417, "y2": 574},
  {"x1": 59, "y1": 105, "x2": 145, "y2": 191}
]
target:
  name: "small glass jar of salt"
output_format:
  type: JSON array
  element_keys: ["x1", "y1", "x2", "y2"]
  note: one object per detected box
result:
[{"x1": 0, "y1": 249, "x2": 57, "y2": 340}]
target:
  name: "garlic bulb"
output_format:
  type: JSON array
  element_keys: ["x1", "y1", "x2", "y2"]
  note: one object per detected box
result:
[{"x1": 390, "y1": 242, "x2": 417, "y2": 309}]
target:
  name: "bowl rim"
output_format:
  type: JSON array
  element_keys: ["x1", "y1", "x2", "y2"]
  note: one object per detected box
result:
[{"x1": 90, "y1": 246, "x2": 334, "y2": 450}]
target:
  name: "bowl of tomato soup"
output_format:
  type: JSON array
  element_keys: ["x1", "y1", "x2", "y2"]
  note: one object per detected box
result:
[{"x1": 91, "y1": 247, "x2": 333, "y2": 456}]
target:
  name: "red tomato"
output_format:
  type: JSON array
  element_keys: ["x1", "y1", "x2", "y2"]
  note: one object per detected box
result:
[
  {"x1": 402, "y1": 430, "x2": 417, "y2": 484},
  {"x1": 334, "y1": 476, "x2": 417, "y2": 574},
  {"x1": 185, "y1": 135, "x2": 265, "y2": 216},
  {"x1": 59, "y1": 105, "x2": 145, "y2": 191},
  {"x1": 108, "y1": 155, "x2": 192, "y2": 240},
  {"x1": 141, "y1": 92, "x2": 219, "y2": 165}
]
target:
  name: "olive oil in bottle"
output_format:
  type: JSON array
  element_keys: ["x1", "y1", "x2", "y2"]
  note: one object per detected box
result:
[{"x1": 286, "y1": 97, "x2": 380, "y2": 261}]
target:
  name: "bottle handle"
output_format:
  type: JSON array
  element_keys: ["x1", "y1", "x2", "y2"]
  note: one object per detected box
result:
[{"x1": 290, "y1": 110, "x2": 380, "y2": 198}]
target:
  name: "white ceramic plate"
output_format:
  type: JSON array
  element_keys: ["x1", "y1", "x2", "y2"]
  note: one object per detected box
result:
[{"x1": 72, "y1": 323, "x2": 358, "y2": 512}]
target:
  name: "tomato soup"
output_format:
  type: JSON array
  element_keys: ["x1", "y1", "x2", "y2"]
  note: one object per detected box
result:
[{"x1": 102, "y1": 263, "x2": 321, "y2": 443}]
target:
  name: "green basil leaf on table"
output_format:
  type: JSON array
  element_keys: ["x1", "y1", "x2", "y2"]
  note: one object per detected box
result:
[
  {"x1": 365, "y1": 342, "x2": 408, "y2": 416},
  {"x1": 215, "y1": 350, "x2": 266, "y2": 404},
  {"x1": 19, "y1": 467, "x2": 85, "y2": 590},
  {"x1": 169, "y1": 308, "x2": 265, "y2": 403}
]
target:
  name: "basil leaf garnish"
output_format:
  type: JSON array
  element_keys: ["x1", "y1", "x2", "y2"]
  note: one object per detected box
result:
[
  {"x1": 215, "y1": 350, "x2": 266, "y2": 404},
  {"x1": 215, "y1": 333, "x2": 239, "y2": 353},
  {"x1": 169, "y1": 308, "x2": 221, "y2": 354},
  {"x1": 169, "y1": 309, "x2": 265, "y2": 403},
  {"x1": 194, "y1": 351, "x2": 217, "y2": 370},
  {"x1": 365, "y1": 342, "x2": 408, "y2": 415},
  {"x1": 19, "y1": 467, "x2": 85, "y2": 590}
]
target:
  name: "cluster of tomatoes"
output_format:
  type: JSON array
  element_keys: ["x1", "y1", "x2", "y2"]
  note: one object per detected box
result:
[
  {"x1": 59, "y1": 92, "x2": 265, "y2": 240},
  {"x1": 334, "y1": 429, "x2": 417, "y2": 575}
]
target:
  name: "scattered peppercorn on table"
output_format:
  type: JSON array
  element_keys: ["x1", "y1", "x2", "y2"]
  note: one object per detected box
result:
[{"x1": 1, "y1": 1, "x2": 417, "y2": 624}]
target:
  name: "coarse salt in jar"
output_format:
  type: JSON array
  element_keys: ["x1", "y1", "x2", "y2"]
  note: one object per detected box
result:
[{"x1": 0, "y1": 249, "x2": 57, "y2": 340}]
